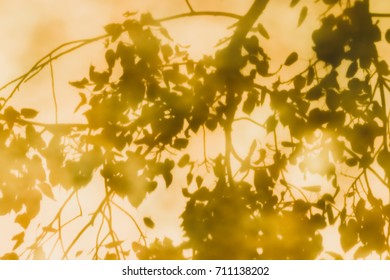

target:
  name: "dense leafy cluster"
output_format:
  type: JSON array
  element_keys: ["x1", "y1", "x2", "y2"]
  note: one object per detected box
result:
[{"x1": 1, "y1": 0, "x2": 390, "y2": 260}]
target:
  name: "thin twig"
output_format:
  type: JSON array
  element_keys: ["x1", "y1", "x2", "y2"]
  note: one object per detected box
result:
[
  {"x1": 185, "y1": 0, "x2": 195, "y2": 13},
  {"x1": 21, "y1": 190, "x2": 77, "y2": 259},
  {"x1": 371, "y1": 13, "x2": 390, "y2": 17},
  {"x1": 234, "y1": 117, "x2": 265, "y2": 128},
  {"x1": 104, "y1": 181, "x2": 120, "y2": 258},
  {"x1": 201, "y1": 125, "x2": 210, "y2": 171},
  {"x1": 110, "y1": 200, "x2": 147, "y2": 246},
  {"x1": 61, "y1": 190, "x2": 113, "y2": 259},
  {"x1": 158, "y1": 11, "x2": 241, "y2": 22},
  {"x1": 0, "y1": 34, "x2": 108, "y2": 110},
  {"x1": 49, "y1": 55, "x2": 58, "y2": 124}
]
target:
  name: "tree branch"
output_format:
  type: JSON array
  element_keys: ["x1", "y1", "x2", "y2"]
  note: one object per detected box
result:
[
  {"x1": 228, "y1": 0, "x2": 269, "y2": 50},
  {"x1": 370, "y1": 13, "x2": 390, "y2": 17},
  {"x1": 158, "y1": 11, "x2": 242, "y2": 22},
  {"x1": 221, "y1": 0, "x2": 269, "y2": 187}
]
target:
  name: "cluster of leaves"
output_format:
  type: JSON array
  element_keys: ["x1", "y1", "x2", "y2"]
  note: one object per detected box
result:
[
  {"x1": 2, "y1": 0, "x2": 390, "y2": 260},
  {"x1": 131, "y1": 0, "x2": 390, "y2": 260}
]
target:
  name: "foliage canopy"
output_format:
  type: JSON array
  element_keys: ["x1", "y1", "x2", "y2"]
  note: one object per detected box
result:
[{"x1": 2, "y1": 0, "x2": 390, "y2": 260}]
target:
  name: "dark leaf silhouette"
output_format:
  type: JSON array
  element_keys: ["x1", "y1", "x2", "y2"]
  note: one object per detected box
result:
[
  {"x1": 12, "y1": 232, "x2": 25, "y2": 251},
  {"x1": 143, "y1": 217, "x2": 155, "y2": 229},
  {"x1": 298, "y1": 6, "x2": 308, "y2": 27},
  {"x1": 284, "y1": 52, "x2": 298, "y2": 66}
]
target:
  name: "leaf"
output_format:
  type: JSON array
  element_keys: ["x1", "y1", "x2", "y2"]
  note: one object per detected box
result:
[
  {"x1": 162, "y1": 159, "x2": 174, "y2": 187},
  {"x1": 294, "y1": 75, "x2": 306, "y2": 90},
  {"x1": 123, "y1": 11, "x2": 138, "y2": 17},
  {"x1": 346, "y1": 61, "x2": 358, "y2": 78},
  {"x1": 325, "y1": 89, "x2": 339, "y2": 111},
  {"x1": 0, "y1": 252, "x2": 19, "y2": 260},
  {"x1": 307, "y1": 66, "x2": 315, "y2": 85},
  {"x1": 186, "y1": 60, "x2": 194, "y2": 74},
  {"x1": 38, "y1": 183, "x2": 55, "y2": 200},
  {"x1": 326, "y1": 204, "x2": 335, "y2": 225},
  {"x1": 186, "y1": 172, "x2": 193, "y2": 185},
  {"x1": 69, "y1": 77, "x2": 89, "y2": 89},
  {"x1": 143, "y1": 217, "x2": 155, "y2": 229},
  {"x1": 386, "y1": 29, "x2": 390, "y2": 44},
  {"x1": 15, "y1": 213, "x2": 30, "y2": 229},
  {"x1": 21, "y1": 108, "x2": 39, "y2": 119},
  {"x1": 178, "y1": 154, "x2": 190, "y2": 168},
  {"x1": 161, "y1": 44, "x2": 173, "y2": 61},
  {"x1": 105, "y1": 49, "x2": 116, "y2": 69},
  {"x1": 193, "y1": 187, "x2": 210, "y2": 201},
  {"x1": 4, "y1": 106, "x2": 20, "y2": 126},
  {"x1": 172, "y1": 138, "x2": 188, "y2": 150},
  {"x1": 75, "y1": 251, "x2": 83, "y2": 257},
  {"x1": 353, "y1": 246, "x2": 370, "y2": 259},
  {"x1": 325, "y1": 251, "x2": 343, "y2": 260},
  {"x1": 257, "y1": 23, "x2": 270, "y2": 39},
  {"x1": 104, "y1": 253, "x2": 117, "y2": 260},
  {"x1": 42, "y1": 226, "x2": 57, "y2": 233},
  {"x1": 104, "y1": 240, "x2": 124, "y2": 249},
  {"x1": 266, "y1": 115, "x2": 278, "y2": 133},
  {"x1": 104, "y1": 23, "x2": 122, "y2": 42},
  {"x1": 284, "y1": 52, "x2": 298, "y2": 66},
  {"x1": 242, "y1": 92, "x2": 257, "y2": 114},
  {"x1": 140, "y1": 13, "x2": 159, "y2": 26},
  {"x1": 306, "y1": 86, "x2": 323, "y2": 100},
  {"x1": 12, "y1": 232, "x2": 25, "y2": 250},
  {"x1": 182, "y1": 188, "x2": 191, "y2": 197},
  {"x1": 298, "y1": 6, "x2": 308, "y2": 27},
  {"x1": 302, "y1": 185, "x2": 321, "y2": 192},
  {"x1": 248, "y1": 140, "x2": 257, "y2": 156},
  {"x1": 281, "y1": 141, "x2": 296, "y2": 147},
  {"x1": 160, "y1": 27, "x2": 173, "y2": 41},
  {"x1": 195, "y1": 175, "x2": 203, "y2": 188},
  {"x1": 290, "y1": 0, "x2": 300, "y2": 8},
  {"x1": 345, "y1": 158, "x2": 358, "y2": 167},
  {"x1": 74, "y1": 92, "x2": 87, "y2": 113},
  {"x1": 243, "y1": 36, "x2": 259, "y2": 54}
]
